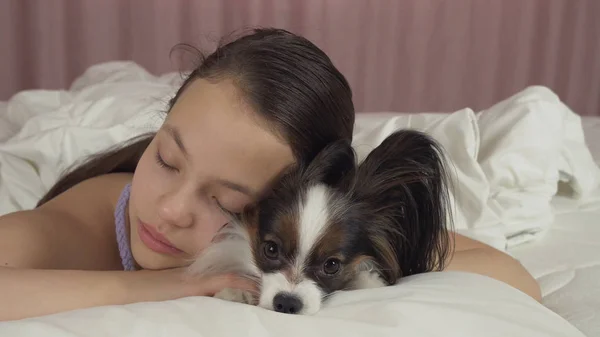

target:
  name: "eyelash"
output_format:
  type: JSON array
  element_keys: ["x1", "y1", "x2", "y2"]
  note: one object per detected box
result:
[
  {"x1": 155, "y1": 151, "x2": 234, "y2": 215},
  {"x1": 213, "y1": 197, "x2": 234, "y2": 216},
  {"x1": 155, "y1": 151, "x2": 177, "y2": 172}
]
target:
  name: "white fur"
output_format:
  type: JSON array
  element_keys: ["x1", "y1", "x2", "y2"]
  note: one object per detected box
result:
[
  {"x1": 257, "y1": 185, "x2": 332, "y2": 315},
  {"x1": 259, "y1": 272, "x2": 324, "y2": 315},
  {"x1": 188, "y1": 223, "x2": 260, "y2": 306},
  {"x1": 214, "y1": 288, "x2": 255, "y2": 305},
  {"x1": 187, "y1": 223, "x2": 259, "y2": 279},
  {"x1": 258, "y1": 273, "x2": 289, "y2": 310},
  {"x1": 297, "y1": 185, "x2": 331, "y2": 264},
  {"x1": 292, "y1": 278, "x2": 325, "y2": 315},
  {"x1": 350, "y1": 271, "x2": 387, "y2": 289}
]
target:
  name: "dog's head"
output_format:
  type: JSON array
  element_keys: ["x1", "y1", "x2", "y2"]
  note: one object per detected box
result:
[{"x1": 238, "y1": 130, "x2": 453, "y2": 315}]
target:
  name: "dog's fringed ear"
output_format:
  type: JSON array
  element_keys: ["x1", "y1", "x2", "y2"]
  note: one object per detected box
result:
[
  {"x1": 302, "y1": 139, "x2": 356, "y2": 188},
  {"x1": 353, "y1": 130, "x2": 453, "y2": 284},
  {"x1": 187, "y1": 205, "x2": 260, "y2": 280}
]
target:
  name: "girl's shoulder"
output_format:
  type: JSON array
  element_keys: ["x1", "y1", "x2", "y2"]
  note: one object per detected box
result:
[
  {"x1": 38, "y1": 173, "x2": 134, "y2": 264},
  {"x1": 42, "y1": 173, "x2": 133, "y2": 214},
  {"x1": 0, "y1": 173, "x2": 134, "y2": 270}
]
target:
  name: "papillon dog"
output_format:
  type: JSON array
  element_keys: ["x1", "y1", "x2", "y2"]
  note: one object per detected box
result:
[{"x1": 189, "y1": 129, "x2": 453, "y2": 315}]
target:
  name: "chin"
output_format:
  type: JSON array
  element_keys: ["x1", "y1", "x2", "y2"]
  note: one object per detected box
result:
[
  {"x1": 188, "y1": 130, "x2": 453, "y2": 315},
  {"x1": 129, "y1": 241, "x2": 161, "y2": 270}
]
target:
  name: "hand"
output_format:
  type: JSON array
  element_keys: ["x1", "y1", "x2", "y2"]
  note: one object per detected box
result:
[
  {"x1": 176, "y1": 268, "x2": 259, "y2": 298},
  {"x1": 214, "y1": 287, "x2": 257, "y2": 305},
  {"x1": 128, "y1": 267, "x2": 259, "y2": 302}
]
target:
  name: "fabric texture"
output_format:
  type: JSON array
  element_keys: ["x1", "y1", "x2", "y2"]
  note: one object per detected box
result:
[
  {"x1": 0, "y1": 272, "x2": 586, "y2": 337},
  {"x1": 115, "y1": 183, "x2": 135, "y2": 271}
]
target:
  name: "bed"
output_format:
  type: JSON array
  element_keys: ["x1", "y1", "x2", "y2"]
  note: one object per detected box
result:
[
  {"x1": 0, "y1": 62, "x2": 598, "y2": 337},
  {"x1": 508, "y1": 118, "x2": 600, "y2": 336}
]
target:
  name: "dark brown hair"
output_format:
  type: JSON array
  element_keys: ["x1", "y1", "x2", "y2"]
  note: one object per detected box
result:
[{"x1": 37, "y1": 28, "x2": 355, "y2": 206}]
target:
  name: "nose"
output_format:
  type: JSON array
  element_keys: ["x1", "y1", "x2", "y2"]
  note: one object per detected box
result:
[
  {"x1": 273, "y1": 293, "x2": 303, "y2": 314},
  {"x1": 158, "y1": 189, "x2": 194, "y2": 228}
]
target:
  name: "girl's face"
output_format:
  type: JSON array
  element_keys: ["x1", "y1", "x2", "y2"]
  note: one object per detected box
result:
[{"x1": 129, "y1": 79, "x2": 294, "y2": 270}]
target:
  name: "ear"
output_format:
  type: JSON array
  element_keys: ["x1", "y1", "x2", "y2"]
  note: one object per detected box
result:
[
  {"x1": 354, "y1": 130, "x2": 453, "y2": 281},
  {"x1": 302, "y1": 139, "x2": 356, "y2": 187}
]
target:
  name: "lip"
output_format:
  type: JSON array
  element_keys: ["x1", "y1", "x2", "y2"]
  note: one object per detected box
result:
[{"x1": 137, "y1": 220, "x2": 184, "y2": 256}]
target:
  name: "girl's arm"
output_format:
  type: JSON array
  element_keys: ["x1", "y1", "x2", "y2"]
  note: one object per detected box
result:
[
  {"x1": 0, "y1": 208, "x2": 253, "y2": 321},
  {"x1": 0, "y1": 266, "x2": 252, "y2": 321},
  {"x1": 444, "y1": 233, "x2": 542, "y2": 302}
]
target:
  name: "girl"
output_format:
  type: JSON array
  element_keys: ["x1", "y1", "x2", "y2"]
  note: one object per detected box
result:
[{"x1": 0, "y1": 28, "x2": 540, "y2": 322}]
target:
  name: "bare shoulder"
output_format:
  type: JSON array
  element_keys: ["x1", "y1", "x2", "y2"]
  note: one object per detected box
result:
[
  {"x1": 40, "y1": 173, "x2": 133, "y2": 219},
  {"x1": 0, "y1": 173, "x2": 133, "y2": 270},
  {"x1": 39, "y1": 172, "x2": 134, "y2": 255},
  {"x1": 448, "y1": 232, "x2": 490, "y2": 252}
]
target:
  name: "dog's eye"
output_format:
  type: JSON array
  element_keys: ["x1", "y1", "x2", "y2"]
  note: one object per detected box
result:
[
  {"x1": 263, "y1": 241, "x2": 279, "y2": 260},
  {"x1": 323, "y1": 258, "x2": 341, "y2": 275}
]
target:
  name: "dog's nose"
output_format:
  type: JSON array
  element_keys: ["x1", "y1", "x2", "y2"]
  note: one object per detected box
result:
[{"x1": 273, "y1": 293, "x2": 303, "y2": 314}]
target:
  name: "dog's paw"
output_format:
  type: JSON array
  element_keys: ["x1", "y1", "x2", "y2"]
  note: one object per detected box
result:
[
  {"x1": 214, "y1": 288, "x2": 255, "y2": 305},
  {"x1": 350, "y1": 271, "x2": 387, "y2": 289}
]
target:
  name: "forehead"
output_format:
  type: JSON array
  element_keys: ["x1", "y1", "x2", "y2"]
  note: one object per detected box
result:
[
  {"x1": 165, "y1": 79, "x2": 295, "y2": 193},
  {"x1": 261, "y1": 184, "x2": 354, "y2": 259}
]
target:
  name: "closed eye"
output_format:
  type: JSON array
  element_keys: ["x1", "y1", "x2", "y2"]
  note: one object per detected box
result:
[
  {"x1": 155, "y1": 151, "x2": 177, "y2": 172},
  {"x1": 213, "y1": 197, "x2": 236, "y2": 217}
]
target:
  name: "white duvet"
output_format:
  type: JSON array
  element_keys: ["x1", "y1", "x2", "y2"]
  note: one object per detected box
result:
[{"x1": 1, "y1": 62, "x2": 598, "y2": 336}]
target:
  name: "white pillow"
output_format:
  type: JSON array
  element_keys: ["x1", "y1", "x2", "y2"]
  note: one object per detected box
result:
[{"x1": 0, "y1": 272, "x2": 583, "y2": 337}]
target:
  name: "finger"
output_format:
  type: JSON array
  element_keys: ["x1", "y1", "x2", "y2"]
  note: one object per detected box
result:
[{"x1": 202, "y1": 274, "x2": 259, "y2": 295}]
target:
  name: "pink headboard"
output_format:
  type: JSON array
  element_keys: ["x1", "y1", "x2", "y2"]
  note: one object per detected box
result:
[{"x1": 1, "y1": 0, "x2": 599, "y2": 115}]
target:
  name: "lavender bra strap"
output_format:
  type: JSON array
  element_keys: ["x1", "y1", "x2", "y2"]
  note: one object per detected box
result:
[{"x1": 115, "y1": 183, "x2": 136, "y2": 271}]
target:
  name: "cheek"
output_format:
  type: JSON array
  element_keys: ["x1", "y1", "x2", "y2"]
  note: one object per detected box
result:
[
  {"x1": 131, "y1": 151, "x2": 168, "y2": 205},
  {"x1": 187, "y1": 221, "x2": 226, "y2": 254},
  {"x1": 182, "y1": 204, "x2": 234, "y2": 256}
]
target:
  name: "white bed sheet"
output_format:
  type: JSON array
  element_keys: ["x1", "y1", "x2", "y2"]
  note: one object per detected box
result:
[
  {"x1": 0, "y1": 101, "x2": 18, "y2": 142},
  {"x1": 508, "y1": 116, "x2": 600, "y2": 337},
  {"x1": 0, "y1": 272, "x2": 585, "y2": 337}
]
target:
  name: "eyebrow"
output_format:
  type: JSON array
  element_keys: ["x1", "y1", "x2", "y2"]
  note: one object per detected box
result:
[
  {"x1": 164, "y1": 124, "x2": 188, "y2": 158},
  {"x1": 217, "y1": 179, "x2": 258, "y2": 198}
]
